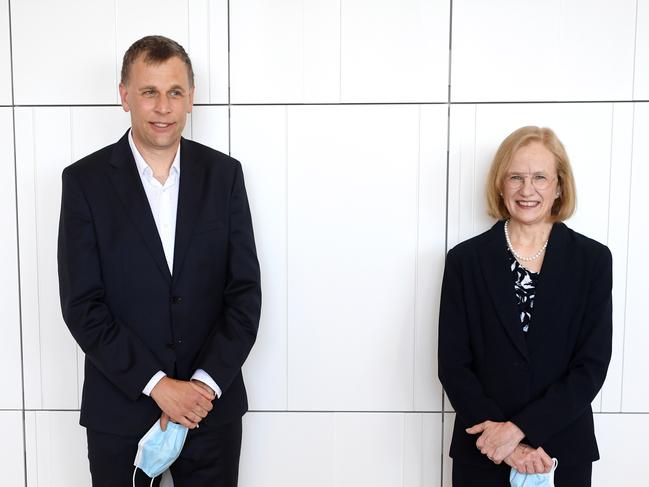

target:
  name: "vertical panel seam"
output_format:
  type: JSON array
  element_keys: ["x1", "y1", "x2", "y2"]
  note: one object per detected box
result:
[
  {"x1": 400, "y1": 413, "x2": 406, "y2": 487},
  {"x1": 632, "y1": 0, "x2": 639, "y2": 98},
  {"x1": 300, "y1": 0, "x2": 305, "y2": 102},
  {"x1": 113, "y1": 0, "x2": 118, "y2": 103},
  {"x1": 7, "y1": 0, "x2": 28, "y2": 484},
  {"x1": 338, "y1": 0, "x2": 342, "y2": 102},
  {"x1": 285, "y1": 105, "x2": 289, "y2": 410},
  {"x1": 412, "y1": 105, "x2": 421, "y2": 412},
  {"x1": 32, "y1": 108, "x2": 43, "y2": 412},
  {"x1": 600, "y1": 103, "x2": 615, "y2": 413},
  {"x1": 69, "y1": 107, "x2": 81, "y2": 408},
  {"x1": 442, "y1": 0, "x2": 454, "y2": 485},
  {"x1": 619, "y1": 102, "x2": 635, "y2": 411},
  {"x1": 227, "y1": 0, "x2": 231, "y2": 155},
  {"x1": 207, "y1": 0, "x2": 211, "y2": 103}
]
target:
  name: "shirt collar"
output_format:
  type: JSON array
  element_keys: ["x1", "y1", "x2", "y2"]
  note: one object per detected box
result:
[{"x1": 128, "y1": 129, "x2": 181, "y2": 178}]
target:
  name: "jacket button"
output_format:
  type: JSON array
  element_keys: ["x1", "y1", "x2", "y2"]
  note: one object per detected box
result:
[
  {"x1": 170, "y1": 296, "x2": 183, "y2": 304},
  {"x1": 177, "y1": 337, "x2": 182, "y2": 344}
]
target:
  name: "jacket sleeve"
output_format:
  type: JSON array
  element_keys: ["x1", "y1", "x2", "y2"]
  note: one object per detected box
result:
[
  {"x1": 193, "y1": 162, "x2": 261, "y2": 393},
  {"x1": 57, "y1": 168, "x2": 163, "y2": 401},
  {"x1": 438, "y1": 248, "x2": 507, "y2": 425},
  {"x1": 511, "y1": 246, "x2": 613, "y2": 447}
]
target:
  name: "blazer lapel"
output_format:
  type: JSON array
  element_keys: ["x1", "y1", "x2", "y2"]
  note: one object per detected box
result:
[
  {"x1": 525, "y1": 222, "x2": 570, "y2": 346},
  {"x1": 478, "y1": 221, "x2": 529, "y2": 359},
  {"x1": 172, "y1": 138, "x2": 205, "y2": 282},
  {"x1": 108, "y1": 132, "x2": 172, "y2": 283}
]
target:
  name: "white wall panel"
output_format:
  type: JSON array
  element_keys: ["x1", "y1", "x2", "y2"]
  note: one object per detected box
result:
[
  {"x1": 287, "y1": 105, "x2": 419, "y2": 411},
  {"x1": 452, "y1": 0, "x2": 637, "y2": 102},
  {"x1": 340, "y1": 0, "x2": 449, "y2": 103},
  {"x1": 0, "y1": 108, "x2": 22, "y2": 410},
  {"x1": 207, "y1": 0, "x2": 229, "y2": 104},
  {"x1": 635, "y1": 0, "x2": 649, "y2": 99},
  {"x1": 423, "y1": 414, "x2": 444, "y2": 486},
  {"x1": 241, "y1": 412, "x2": 441, "y2": 487},
  {"x1": 621, "y1": 103, "x2": 649, "y2": 411},
  {"x1": 188, "y1": 0, "x2": 228, "y2": 104},
  {"x1": 334, "y1": 413, "x2": 405, "y2": 487},
  {"x1": 414, "y1": 105, "x2": 447, "y2": 411},
  {"x1": 593, "y1": 413, "x2": 649, "y2": 486},
  {"x1": 70, "y1": 106, "x2": 131, "y2": 160},
  {"x1": 231, "y1": 107, "x2": 288, "y2": 410},
  {"x1": 0, "y1": 411, "x2": 25, "y2": 486},
  {"x1": 25, "y1": 411, "x2": 90, "y2": 487},
  {"x1": 600, "y1": 103, "x2": 634, "y2": 412},
  {"x1": 16, "y1": 108, "x2": 80, "y2": 409},
  {"x1": 240, "y1": 413, "x2": 334, "y2": 487},
  {"x1": 303, "y1": 0, "x2": 341, "y2": 102},
  {"x1": 230, "y1": 0, "x2": 340, "y2": 103},
  {"x1": 0, "y1": 0, "x2": 10, "y2": 105},
  {"x1": 447, "y1": 104, "x2": 478, "y2": 249},
  {"x1": 189, "y1": 106, "x2": 229, "y2": 155},
  {"x1": 11, "y1": 0, "x2": 116, "y2": 105}
]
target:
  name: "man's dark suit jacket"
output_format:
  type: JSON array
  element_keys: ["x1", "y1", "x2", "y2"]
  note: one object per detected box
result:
[
  {"x1": 58, "y1": 131, "x2": 261, "y2": 446},
  {"x1": 438, "y1": 220, "x2": 612, "y2": 467}
]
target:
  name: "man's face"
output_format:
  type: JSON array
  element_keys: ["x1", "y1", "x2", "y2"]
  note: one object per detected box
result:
[{"x1": 119, "y1": 55, "x2": 194, "y2": 156}]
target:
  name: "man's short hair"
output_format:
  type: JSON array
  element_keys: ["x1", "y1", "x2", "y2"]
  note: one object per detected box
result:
[
  {"x1": 485, "y1": 126, "x2": 577, "y2": 222},
  {"x1": 121, "y1": 35, "x2": 194, "y2": 88}
]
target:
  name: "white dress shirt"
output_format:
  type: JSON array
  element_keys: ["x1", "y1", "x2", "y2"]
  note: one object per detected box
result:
[{"x1": 128, "y1": 131, "x2": 221, "y2": 399}]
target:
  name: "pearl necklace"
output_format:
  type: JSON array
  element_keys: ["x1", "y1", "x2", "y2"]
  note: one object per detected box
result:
[{"x1": 504, "y1": 220, "x2": 548, "y2": 262}]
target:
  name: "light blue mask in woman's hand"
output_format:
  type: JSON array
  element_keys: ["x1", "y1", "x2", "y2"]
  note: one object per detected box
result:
[
  {"x1": 133, "y1": 419, "x2": 189, "y2": 483},
  {"x1": 510, "y1": 458, "x2": 558, "y2": 487}
]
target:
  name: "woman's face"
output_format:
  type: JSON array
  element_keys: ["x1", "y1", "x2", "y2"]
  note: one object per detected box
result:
[{"x1": 502, "y1": 141, "x2": 560, "y2": 226}]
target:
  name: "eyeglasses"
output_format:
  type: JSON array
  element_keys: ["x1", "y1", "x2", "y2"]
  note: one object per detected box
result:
[{"x1": 504, "y1": 173, "x2": 556, "y2": 191}]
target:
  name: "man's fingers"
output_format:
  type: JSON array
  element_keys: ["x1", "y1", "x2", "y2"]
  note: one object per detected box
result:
[
  {"x1": 190, "y1": 381, "x2": 216, "y2": 401},
  {"x1": 160, "y1": 413, "x2": 169, "y2": 432},
  {"x1": 195, "y1": 396, "x2": 213, "y2": 414},
  {"x1": 177, "y1": 415, "x2": 199, "y2": 430}
]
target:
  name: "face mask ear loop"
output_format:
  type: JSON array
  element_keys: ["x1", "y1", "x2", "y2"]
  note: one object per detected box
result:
[
  {"x1": 150, "y1": 476, "x2": 155, "y2": 487},
  {"x1": 132, "y1": 467, "x2": 138, "y2": 487}
]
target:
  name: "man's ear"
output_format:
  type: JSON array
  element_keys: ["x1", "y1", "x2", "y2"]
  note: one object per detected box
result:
[
  {"x1": 187, "y1": 86, "x2": 195, "y2": 113},
  {"x1": 119, "y1": 83, "x2": 130, "y2": 112}
]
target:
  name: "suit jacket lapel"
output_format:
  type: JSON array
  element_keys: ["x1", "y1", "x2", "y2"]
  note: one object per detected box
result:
[
  {"x1": 478, "y1": 221, "x2": 529, "y2": 359},
  {"x1": 525, "y1": 222, "x2": 569, "y2": 347},
  {"x1": 172, "y1": 138, "x2": 205, "y2": 282},
  {"x1": 108, "y1": 132, "x2": 172, "y2": 283}
]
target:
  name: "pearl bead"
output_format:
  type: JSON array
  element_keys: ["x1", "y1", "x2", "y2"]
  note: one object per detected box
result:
[{"x1": 504, "y1": 220, "x2": 548, "y2": 262}]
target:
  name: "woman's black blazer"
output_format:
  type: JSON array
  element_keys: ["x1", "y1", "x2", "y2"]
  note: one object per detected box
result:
[{"x1": 438, "y1": 220, "x2": 612, "y2": 467}]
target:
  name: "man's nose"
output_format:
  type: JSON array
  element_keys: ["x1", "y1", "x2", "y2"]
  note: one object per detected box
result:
[{"x1": 155, "y1": 95, "x2": 171, "y2": 113}]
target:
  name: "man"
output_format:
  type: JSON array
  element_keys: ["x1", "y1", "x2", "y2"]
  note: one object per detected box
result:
[{"x1": 58, "y1": 35, "x2": 261, "y2": 486}]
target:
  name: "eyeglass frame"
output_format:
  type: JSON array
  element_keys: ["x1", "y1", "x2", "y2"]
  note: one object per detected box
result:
[{"x1": 503, "y1": 172, "x2": 558, "y2": 191}]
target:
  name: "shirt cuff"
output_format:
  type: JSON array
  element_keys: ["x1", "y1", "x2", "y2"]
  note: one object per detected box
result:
[
  {"x1": 191, "y1": 369, "x2": 222, "y2": 398},
  {"x1": 142, "y1": 371, "x2": 167, "y2": 396}
]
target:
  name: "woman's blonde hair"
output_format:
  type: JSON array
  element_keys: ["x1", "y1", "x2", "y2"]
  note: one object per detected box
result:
[{"x1": 485, "y1": 126, "x2": 576, "y2": 221}]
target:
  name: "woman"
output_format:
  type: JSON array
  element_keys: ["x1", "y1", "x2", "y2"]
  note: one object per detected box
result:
[{"x1": 438, "y1": 126, "x2": 612, "y2": 486}]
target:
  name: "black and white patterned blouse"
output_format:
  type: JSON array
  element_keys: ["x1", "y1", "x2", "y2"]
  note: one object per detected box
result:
[{"x1": 508, "y1": 250, "x2": 540, "y2": 333}]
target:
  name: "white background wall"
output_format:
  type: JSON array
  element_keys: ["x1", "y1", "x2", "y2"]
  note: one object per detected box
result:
[{"x1": 1, "y1": 0, "x2": 648, "y2": 486}]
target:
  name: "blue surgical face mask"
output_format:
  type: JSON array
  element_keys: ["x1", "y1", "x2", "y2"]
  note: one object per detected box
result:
[
  {"x1": 510, "y1": 458, "x2": 558, "y2": 487},
  {"x1": 133, "y1": 419, "x2": 188, "y2": 485}
]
